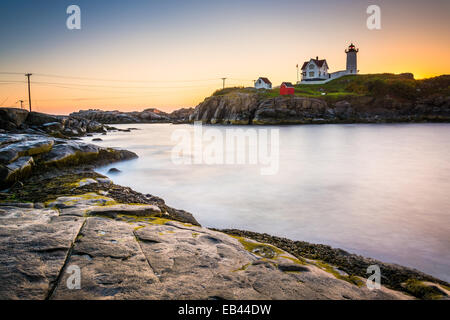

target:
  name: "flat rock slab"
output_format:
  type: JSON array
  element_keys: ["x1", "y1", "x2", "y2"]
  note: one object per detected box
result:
[
  {"x1": 52, "y1": 217, "x2": 160, "y2": 299},
  {"x1": 47, "y1": 193, "x2": 162, "y2": 218},
  {"x1": 0, "y1": 204, "x2": 411, "y2": 300},
  {"x1": 50, "y1": 216, "x2": 409, "y2": 300},
  {"x1": 47, "y1": 193, "x2": 117, "y2": 209},
  {"x1": 86, "y1": 204, "x2": 161, "y2": 218},
  {"x1": 0, "y1": 206, "x2": 84, "y2": 299}
]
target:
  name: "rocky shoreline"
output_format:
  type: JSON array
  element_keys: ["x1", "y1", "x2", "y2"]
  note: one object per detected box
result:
[
  {"x1": 189, "y1": 90, "x2": 450, "y2": 125},
  {"x1": 0, "y1": 108, "x2": 449, "y2": 299},
  {"x1": 70, "y1": 107, "x2": 194, "y2": 125},
  {"x1": 215, "y1": 229, "x2": 450, "y2": 300},
  {"x1": 65, "y1": 75, "x2": 450, "y2": 126}
]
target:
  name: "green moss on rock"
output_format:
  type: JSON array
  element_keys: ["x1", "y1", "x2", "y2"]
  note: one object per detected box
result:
[{"x1": 403, "y1": 279, "x2": 448, "y2": 300}]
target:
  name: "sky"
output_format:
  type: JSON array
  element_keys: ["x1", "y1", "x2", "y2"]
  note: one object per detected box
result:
[{"x1": 0, "y1": 0, "x2": 449, "y2": 114}]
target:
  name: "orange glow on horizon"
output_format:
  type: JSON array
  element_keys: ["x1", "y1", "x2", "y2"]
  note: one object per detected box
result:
[{"x1": 1, "y1": 1, "x2": 449, "y2": 114}]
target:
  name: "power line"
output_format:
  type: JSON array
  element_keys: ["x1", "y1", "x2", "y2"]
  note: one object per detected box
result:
[
  {"x1": 0, "y1": 71, "x2": 255, "y2": 84},
  {"x1": 0, "y1": 72, "x2": 25, "y2": 75},
  {"x1": 0, "y1": 97, "x2": 8, "y2": 106},
  {"x1": 0, "y1": 73, "x2": 254, "y2": 107},
  {"x1": 0, "y1": 72, "x2": 222, "y2": 83},
  {"x1": 33, "y1": 73, "x2": 221, "y2": 83},
  {"x1": 0, "y1": 79, "x2": 226, "y2": 89}
]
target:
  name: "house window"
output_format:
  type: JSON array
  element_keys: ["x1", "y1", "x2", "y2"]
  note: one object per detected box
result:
[
  {"x1": 309, "y1": 64, "x2": 314, "y2": 70},
  {"x1": 309, "y1": 72, "x2": 314, "y2": 77}
]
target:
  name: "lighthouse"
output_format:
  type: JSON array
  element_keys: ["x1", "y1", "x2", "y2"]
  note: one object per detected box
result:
[{"x1": 345, "y1": 43, "x2": 358, "y2": 74}]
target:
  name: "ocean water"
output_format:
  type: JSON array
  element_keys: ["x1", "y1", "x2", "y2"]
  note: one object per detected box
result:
[{"x1": 83, "y1": 123, "x2": 450, "y2": 282}]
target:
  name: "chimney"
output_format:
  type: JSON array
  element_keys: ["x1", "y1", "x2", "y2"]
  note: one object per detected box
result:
[{"x1": 316, "y1": 56, "x2": 318, "y2": 60}]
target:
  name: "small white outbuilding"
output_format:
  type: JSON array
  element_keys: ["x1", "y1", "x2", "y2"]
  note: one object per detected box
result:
[{"x1": 254, "y1": 77, "x2": 272, "y2": 89}]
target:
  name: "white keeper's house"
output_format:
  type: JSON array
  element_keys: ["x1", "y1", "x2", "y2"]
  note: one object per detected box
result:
[
  {"x1": 299, "y1": 43, "x2": 359, "y2": 84},
  {"x1": 254, "y1": 77, "x2": 272, "y2": 89}
]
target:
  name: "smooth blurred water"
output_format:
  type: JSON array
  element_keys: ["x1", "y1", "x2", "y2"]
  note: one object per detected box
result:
[{"x1": 83, "y1": 123, "x2": 450, "y2": 282}]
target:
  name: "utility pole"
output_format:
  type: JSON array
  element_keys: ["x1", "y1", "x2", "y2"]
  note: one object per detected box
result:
[
  {"x1": 221, "y1": 77, "x2": 227, "y2": 89},
  {"x1": 25, "y1": 73, "x2": 32, "y2": 112}
]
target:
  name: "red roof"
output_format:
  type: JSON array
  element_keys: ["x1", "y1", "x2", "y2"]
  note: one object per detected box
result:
[
  {"x1": 258, "y1": 77, "x2": 272, "y2": 85},
  {"x1": 301, "y1": 59, "x2": 328, "y2": 70},
  {"x1": 281, "y1": 82, "x2": 294, "y2": 88}
]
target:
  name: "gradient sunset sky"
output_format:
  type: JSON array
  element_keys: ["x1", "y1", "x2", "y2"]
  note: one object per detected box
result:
[{"x1": 0, "y1": 0, "x2": 449, "y2": 114}]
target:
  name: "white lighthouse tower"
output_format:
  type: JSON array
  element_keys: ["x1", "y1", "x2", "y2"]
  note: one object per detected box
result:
[{"x1": 345, "y1": 43, "x2": 358, "y2": 74}]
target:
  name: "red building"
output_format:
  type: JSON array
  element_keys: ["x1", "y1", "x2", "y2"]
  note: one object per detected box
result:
[{"x1": 280, "y1": 82, "x2": 295, "y2": 95}]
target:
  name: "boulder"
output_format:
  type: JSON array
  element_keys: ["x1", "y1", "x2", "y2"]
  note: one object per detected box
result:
[
  {"x1": 169, "y1": 107, "x2": 195, "y2": 122},
  {"x1": 86, "y1": 121, "x2": 105, "y2": 133},
  {"x1": 0, "y1": 120, "x2": 17, "y2": 131},
  {"x1": 0, "y1": 135, "x2": 54, "y2": 164},
  {"x1": 41, "y1": 142, "x2": 100, "y2": 166},
  {"x1": 42, "y1": 122, "x2": 63, "y2": 133},
  {"x1": 0, "y1": 108, "x2": 29, "y2": 127},
  {"x1": 0, "y1": 156, "x2": 34, "y2": 188},
  {"x1": 25, "y1": 112, "x2": 61, "y2": 126}
]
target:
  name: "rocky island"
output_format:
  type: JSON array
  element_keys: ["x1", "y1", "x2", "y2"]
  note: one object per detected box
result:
[
  {"x1": 62, "y1": 74, "x2": 450, "y2": 127},
  {"x1": 189, "y1": 74, "x2": 450, "y2": 125}
]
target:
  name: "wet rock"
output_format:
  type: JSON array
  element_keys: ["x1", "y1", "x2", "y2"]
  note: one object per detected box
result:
[
  {"x1": 0, "y1": 134, "x2": 136, "y2": 189},
  {"x1": 92, "y1": 138, "x2": 102, "y2": 142},
  {"x1": 108, "y1": 168, "x2": 121, "y2": 174},
  {"x1": 0, "y1": 134, "x2": 54, "y2": 164},
  {"x1": 41, "y1": 142, "x2": 99, "y2": 166},
  {"x1": 0, "y1": 156, "x2": 34, "y2": 189},
  {"x1": 40, "y1": 140, "x2": 136, "y2": 167}
]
